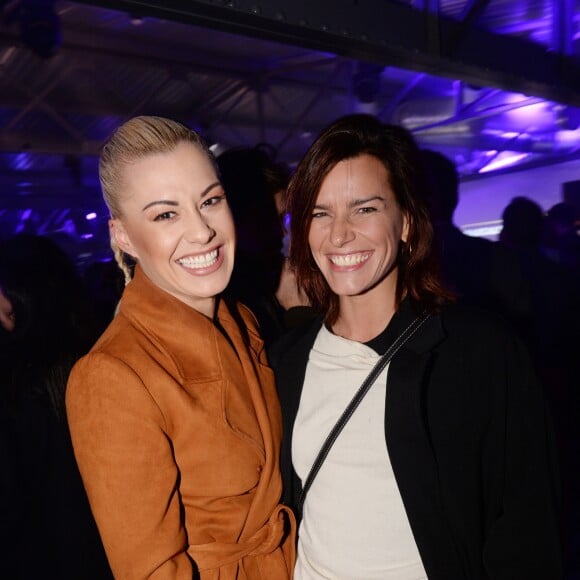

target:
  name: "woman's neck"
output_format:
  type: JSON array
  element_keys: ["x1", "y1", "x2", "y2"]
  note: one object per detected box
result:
[{"x1": 331, "y1": 292, "x2": 397, "y2": 343}]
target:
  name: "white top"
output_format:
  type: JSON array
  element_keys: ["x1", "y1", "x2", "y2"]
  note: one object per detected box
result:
[{"x1": 292, "y1": 325, "x2": 427, "y2": 580}]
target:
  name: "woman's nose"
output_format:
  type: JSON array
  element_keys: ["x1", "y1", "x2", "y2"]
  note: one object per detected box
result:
[
  {"x1": 329, "y1": 216, "x2": 354, "y2": 247},
  {"x1": 184, "y1": 212, "x2": 215, "y2": 244}
]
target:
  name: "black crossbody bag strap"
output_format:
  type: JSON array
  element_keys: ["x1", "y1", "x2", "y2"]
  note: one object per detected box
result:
[{"x1": 298, "y1": 313, "x2": 431, "y2": 512}]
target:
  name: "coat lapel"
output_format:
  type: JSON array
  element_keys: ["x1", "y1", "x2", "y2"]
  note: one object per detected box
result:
[
  {"x1": 386, "y1": 312, "x2": 464, "y2": 578},
  {"x1": 218, "y1": 301, "x2": 287, "y2": 541}
]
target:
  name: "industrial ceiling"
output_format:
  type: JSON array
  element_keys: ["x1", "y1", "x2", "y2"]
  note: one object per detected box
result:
[{"x1": 0, "y1": 0, "x2": 579, "y2": 263}]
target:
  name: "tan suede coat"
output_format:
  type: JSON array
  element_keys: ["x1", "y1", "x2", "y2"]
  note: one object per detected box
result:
[{"x1": 66, "y1": 266, "x2": 295, "y2": 579}]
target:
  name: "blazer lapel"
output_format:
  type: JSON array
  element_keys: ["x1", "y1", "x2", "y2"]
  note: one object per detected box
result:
[{"x1": 386, "y1": 313, "x2": 464, "y2": 578}]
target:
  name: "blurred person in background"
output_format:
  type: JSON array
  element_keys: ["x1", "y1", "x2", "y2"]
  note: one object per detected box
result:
[
  {"x1": 498, "y1": 196, "x2": 577, "y2": 379},
  {"x1": 500, "y1": 196, "x2": 580, "y2": 577},
  {"x1": 544, "y1": 201, "x2": 580, "y2": 282},
  {"x1": 0, "y1": 233, "x2": 112, "y2": 579},
  {"x1": 218, "y1": 144, "x2": 310, "y2": 345},
  {"x1": 82, "y1": 258, "x2": 126, "y2": 331},
  {"x1": 419, "y1": 149, "x2": 533, "y2": 342},
  {"x1": 217, "y1": 145, "x2": 288, "y2": 346}
]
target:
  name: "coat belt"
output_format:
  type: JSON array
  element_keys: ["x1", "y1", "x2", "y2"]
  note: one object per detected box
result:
[{"x1": 187, "y1": 504, "x2": 294, "y2": 572}]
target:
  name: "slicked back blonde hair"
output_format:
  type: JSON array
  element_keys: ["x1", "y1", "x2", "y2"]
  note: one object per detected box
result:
[{"x1": 99, "y1": 115, "x2": 216, "y2": 284}]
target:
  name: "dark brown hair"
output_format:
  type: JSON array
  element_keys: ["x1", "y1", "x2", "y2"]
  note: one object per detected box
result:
[{"x1": 286, "y1": 113, "x2": 452, "y2": 324}]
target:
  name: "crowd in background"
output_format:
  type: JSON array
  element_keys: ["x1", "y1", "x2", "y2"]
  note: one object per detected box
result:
[{"x1": 0, "y1": 126, "x2": 578, "y2": 578}]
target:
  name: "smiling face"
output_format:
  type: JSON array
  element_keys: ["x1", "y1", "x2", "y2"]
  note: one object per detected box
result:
[
  {"x1": 308, "y1": 154, "x2": 409, "y2": 309},
  {"x1": 110, "y1": 141, "x2": 235, "y2": 317}
]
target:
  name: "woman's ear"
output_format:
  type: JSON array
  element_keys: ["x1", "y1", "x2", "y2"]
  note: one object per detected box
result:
[
  {"x1": 401, "y1": 213, "x2": 410, "y2": 243},
  {"x1": 109, "y1": 219, "x2": 138, "y2": 259}
]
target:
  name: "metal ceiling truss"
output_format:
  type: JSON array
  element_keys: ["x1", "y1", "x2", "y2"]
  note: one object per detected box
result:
[
  {"x1": 8, "y1": 69, "x2": 88, "y2": 144},
  {"x1": 77, "y1": 0, "x2": 580, "y2": 106},
  {"x1": 276, "y1": 60, "x2": 346, "y2": 154},
  {"x1": 411, "y1": 95, "x2": 546, "y2": 135}
]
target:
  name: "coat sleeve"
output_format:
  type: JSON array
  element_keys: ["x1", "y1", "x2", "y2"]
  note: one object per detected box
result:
[
  {"x1": 482, "y1": 332, "x2": 563, "y2": 579},
  {"x1": 66, "y1": 352, "x2": 195, "y2": 579}
]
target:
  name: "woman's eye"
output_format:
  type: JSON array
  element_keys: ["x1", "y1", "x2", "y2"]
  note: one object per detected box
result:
[
  {"x1": 201, "y1": 195, "x2": 226, "y2": 209},
  {"x1": 357, "y1": 206, "x2": 377, "y2": 215},
  {"x1": 153, "y1": 211, "x2": 175, "y2": 221}
]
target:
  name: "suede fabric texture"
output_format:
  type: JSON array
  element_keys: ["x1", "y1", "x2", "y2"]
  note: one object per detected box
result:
[{"x1": 66, "y1": 265, "x2": 295, "y2": 579}]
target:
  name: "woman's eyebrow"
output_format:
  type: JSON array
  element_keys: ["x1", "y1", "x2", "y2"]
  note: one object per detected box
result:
[
  {"x1": 349, "y1": 195, "x2": 384, "y2": 208},
  {"x1": 200, "y1": 181, "x2": 222, "y2": 199},
  {"x1": 142, "y1": 199, "x2": 178, "y2": 212},
  {"x1": 313, "y1": 195, "x2": 385, "y2": 210},
  {"x1": 141, "y1": 182, "x2": 222, "y2": 211}
]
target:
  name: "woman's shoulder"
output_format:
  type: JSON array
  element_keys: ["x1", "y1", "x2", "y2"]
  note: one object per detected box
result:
[
  {"x1": 90, "y1": 306, "x2": 159, "y2": 357},
  {"x1": 439, "y1": 301, "x2": 520, "y2": 341},
  {"x1": 67, "y1": 314, "x2": 153, "y2": 392},
  {"x1": 433, "y1": 302, "x2": 533, "y2": 369}
]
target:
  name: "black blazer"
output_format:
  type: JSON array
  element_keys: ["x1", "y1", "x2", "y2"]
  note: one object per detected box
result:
[{"x1": 269, "y1": 300, "x2": 562, "y2": 580}]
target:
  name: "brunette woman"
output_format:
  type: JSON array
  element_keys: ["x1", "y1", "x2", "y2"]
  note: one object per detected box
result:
[{"x1": 269, "y1": 114, "x2": 561, "y2": 579}]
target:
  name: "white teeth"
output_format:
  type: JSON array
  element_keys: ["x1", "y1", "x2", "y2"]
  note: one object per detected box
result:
[
  {"x1": 329, "y1": 253, "x2": 369, "y2": 266},
  {"x1": 177, "y1": 249, "x2": 218, "y2": 269}
]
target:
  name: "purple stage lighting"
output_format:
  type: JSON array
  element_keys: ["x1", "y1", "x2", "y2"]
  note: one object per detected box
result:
[{"x1": 479, "y1": 152, "x2": 530, "y2": 174}]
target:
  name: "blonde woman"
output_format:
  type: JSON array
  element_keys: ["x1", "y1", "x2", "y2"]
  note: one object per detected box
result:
[{"x1": 66, "y1": 116, "x2": 295, "y2": 579}]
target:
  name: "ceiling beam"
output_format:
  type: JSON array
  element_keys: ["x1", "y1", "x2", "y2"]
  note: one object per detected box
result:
[
  {"x1": 276, "y1": 61, "x2": 346, "y2": 153},
  {"x1": 0, "y1": 29, "x2": 351, "y2": 114},
  {"x1": 445, "y1": 0, "x2": 491, "y2": 57},
  {"x1": 0, "y1": 131, "x2": 103, "y2": 155},
  {"x1": 552, "y1": 0, "x2": 574, "y2": 56},
  {"x1": 75, "y1": 0, "x2": 580, "y2": 106}
]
